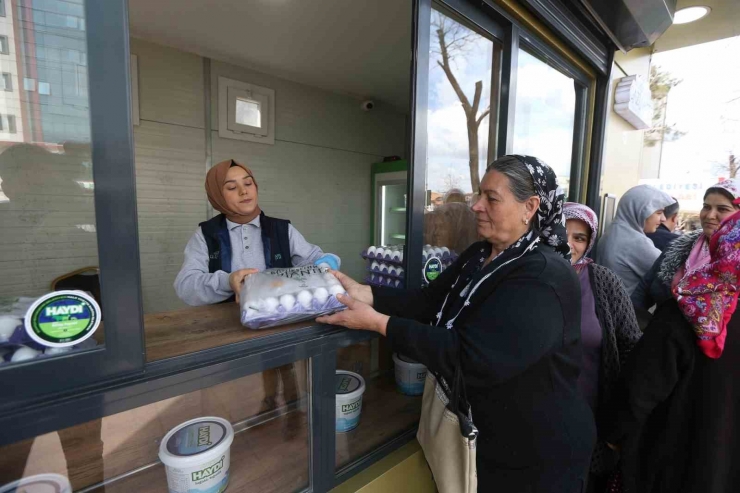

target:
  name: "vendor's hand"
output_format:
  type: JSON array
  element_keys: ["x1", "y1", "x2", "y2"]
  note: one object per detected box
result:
[
  {"x1": 316, "y1": 293, "x2": 389, "y2": 335},
  {"x1": 229, "y1": 268, "x2": 258, "y2": 304},
  {"x1": 329, "y1": 270, "x2": 373, "y2": 306}
]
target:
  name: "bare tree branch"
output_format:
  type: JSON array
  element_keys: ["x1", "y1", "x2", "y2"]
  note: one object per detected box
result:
[
  {"x1": 476, "y1": 107, "x2": 491, "y2": 127},
  {"x1": 472, "y1": 80, "x2": 482, "y2": 114}
]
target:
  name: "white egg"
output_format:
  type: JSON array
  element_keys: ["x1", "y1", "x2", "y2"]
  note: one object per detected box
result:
[
  {"x1": 45, "y1": 346, "x2": 73, "y2": 355},
  {"x1": 260, "y1": 297, "x2": 280, "y2": 313},
  {"x1": 329, "y1": 284, "x2": 346, "y2": 297},
  {"x1": 279, "y1": 294, "x2": 296, "y2": 310},
  {"x1": 323, "y1": 273, "x2": 340, "y2": 286},
  {"x1": 441, "y1": 246, "x2": 450, "y2": 254},
  {"x1": 313, "y1": 287, "x2": 329, "y2": 304},
  {"x1": 371, "y1": 261, "x2": 379, "y2": 272},
  {"x1": 433, "y1": 247, "x2": 443, "y2": 257},
  {"x1": 389, "y1": 266, "x2": 397, "y2": 276},
  {"x1": 377, "y1": 276, "x2": 385, "y2": 284},
  {"x1": 397, "y1": 267, "x2": 405, "y2": 277},
  {"x1": 244, "y1": 308, "x2": 258, "y2": 318},
  {"x1": 0, "y1": 315, "x2": 20, "y2": 342},
  {"x1": 367, "y1": 246, "x2": 377, "y2": 256},
  {"x1": 11, "y1": 346, "x2": 41, "y2": 362},
  {"x1": 399, "y1": 250, "x2": 404, "y2": 262},
  {"x1": 381, "y1": 263, "x2": 389, "y2": 273},
  {"x1": 391, "y1": 250, "x2": 401, "y2": 261},
  {"x1": 395, "y1": 280, "x2": 401, "y2": 287},
  {"x1": 297, "y1": 290, "x2": 313, "y2": 308},
  {"x1": 375, "y1": 247, "x2": 385, "y2": 258}
]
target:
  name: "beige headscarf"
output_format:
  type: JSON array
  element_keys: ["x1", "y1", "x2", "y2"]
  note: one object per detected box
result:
[{"x1": 205, "y1": 159, "x2": 261, "y2": 224}]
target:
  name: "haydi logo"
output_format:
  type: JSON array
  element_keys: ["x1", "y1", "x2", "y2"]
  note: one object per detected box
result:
[
  {"x1": 341, "y1": 401, "x2": 361, "y2": 413},
  {"x1": 45, "y1": 304, "x2": 84, "y2": 318},
  {"x1": 191, "y1": 456, "x2": 224, "y2": 482},
  {"x1": 197, "y1": 426, "x2": 212, "y2": 447}
]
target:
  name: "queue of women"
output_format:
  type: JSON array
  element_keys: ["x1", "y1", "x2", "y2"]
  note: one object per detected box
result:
[{"x1": 177, "y1": 155, "x2": 740, "y2": 493}]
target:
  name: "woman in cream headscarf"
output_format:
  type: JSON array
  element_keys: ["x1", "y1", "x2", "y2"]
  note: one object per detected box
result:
[
  {"x1": 595, "y1": 184, "x2": 675, "y2": 295},
  {"x1": 174, "y1": 159, "x2": 339, "y2": 306}
]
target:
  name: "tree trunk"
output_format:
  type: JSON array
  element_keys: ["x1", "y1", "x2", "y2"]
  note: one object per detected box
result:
[
  {"x1": 730, "y1": 154, "x2": 737, "y2": 179},
  {"x1": 467, "y1": 116, "x2": 480, "y2": 192}
]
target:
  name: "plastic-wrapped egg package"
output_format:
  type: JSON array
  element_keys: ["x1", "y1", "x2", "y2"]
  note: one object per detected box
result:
[
  {"x1": 241, "y1": 266, "x2": 347, "y2": 329},
  {"x1": 0, "y1": 315, "x2": 20, "y2": 342}
]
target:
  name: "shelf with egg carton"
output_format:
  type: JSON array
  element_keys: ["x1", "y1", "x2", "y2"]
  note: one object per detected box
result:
[
  {"x1": 364, "y1": 274, "x2": 404, "y2": 289},
  {"x1": 360, "y1": 245, "x2": 405, "y2": 266}
]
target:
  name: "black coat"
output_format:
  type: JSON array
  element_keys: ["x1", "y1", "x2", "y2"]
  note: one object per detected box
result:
[
  {"x1": 606, "y1": 300, "x2": 740, "y2": 493},
  {"x1": 646, "y1": 224, "x2": 679, "y2": 252},
  {"x1": 373, "y1": 242, "x2": 595, "y2": 493}
]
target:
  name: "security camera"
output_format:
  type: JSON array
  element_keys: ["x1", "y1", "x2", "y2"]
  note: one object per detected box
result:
[{"x1": 361, "y1": 100, "x2": 375, "y2": 111}]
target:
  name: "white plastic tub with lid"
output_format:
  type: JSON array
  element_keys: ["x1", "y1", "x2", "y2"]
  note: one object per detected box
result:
[
  {"x1": 393, "y1": 353, "x2": 428, "y2": 396},
  {"x1": 158, "y1": 416, "x2": 234, "y2": 493},
  {"x1": 335, "y1": 370, "x2": 366, "y2": 432},
  {"x1": 0, "y1": 473, "x2": 71, "y2": 493}
]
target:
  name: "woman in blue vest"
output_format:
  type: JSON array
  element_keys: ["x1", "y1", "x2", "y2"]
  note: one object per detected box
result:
[
  {"x1": 174, "y1": 159, "x2": 339, "y2": 432},
  {"x1": 174, "y1": 158, "x2": 340, "y2": 305}
]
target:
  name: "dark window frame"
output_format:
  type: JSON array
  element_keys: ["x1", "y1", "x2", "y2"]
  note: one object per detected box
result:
[{"x1": 0, "y1": 1, "x2": 611, "y2": 492}]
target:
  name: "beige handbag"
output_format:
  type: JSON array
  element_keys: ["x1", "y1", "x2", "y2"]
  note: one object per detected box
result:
[{"x1": 416, "y1": 359, "x2": 478, "y2": 493}]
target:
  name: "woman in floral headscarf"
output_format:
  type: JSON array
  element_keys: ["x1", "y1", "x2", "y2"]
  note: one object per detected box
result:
[
  {"x1": 632, "y1": 179, "x2": 740, "y2": 320},
  {"x1": 563, "y1": 203, "x2": 641, "y2": 491},
  {"x1": 605, "y1": 210, "x2": 740, "y2": 493},
  {"x1": 319, "y1": 156, "x2": 595, "y2": 492}
]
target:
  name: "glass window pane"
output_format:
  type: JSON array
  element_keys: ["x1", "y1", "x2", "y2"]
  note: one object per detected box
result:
[
  {"x1": 335, "y1": 340, "x2": 422, "y2": 470},
  {"x1": 128, "y1": 0, "x2": 413, "y2": 359},
  {"x1": 0, "y1": 361, "x2": 310, "y2": 491},
  {"x1": 513, "y1": 49, "x2": 576, "y2": 197},
  {"x1": 0, "y1": 0, "x2": 101, "y2": 368},
  {"x1": 235, "y1": 98, "x2": 261, "y2": 127},
  {"x1": 423, "y1": 9, "x2": 499, "y2": 263}
]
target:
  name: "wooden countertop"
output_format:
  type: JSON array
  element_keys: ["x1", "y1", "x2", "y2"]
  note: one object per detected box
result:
[{"x1": 144, "y1": 304, "x2": 319, "y2": 362}]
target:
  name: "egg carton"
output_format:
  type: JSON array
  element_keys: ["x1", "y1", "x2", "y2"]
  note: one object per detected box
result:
[
  {"x1": 366, "y1": 261, "x2": 406, "y2": 279},
  {"x1": 365, "y1": 274, "x2": 404, "y2": 289},
  {"x1": 360, "y1": 245, "x2": 405, "y2": 265},
  {"x1": 241, "y1": 266, "x2": 348, "y2": 329}
]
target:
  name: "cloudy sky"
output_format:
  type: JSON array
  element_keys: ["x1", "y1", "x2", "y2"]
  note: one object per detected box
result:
[
  {"x1": 653, "y1": 35, "x2": 740, "y2": 181},
  {"x1": 426, "y1": 10, "x2": 576, "y2": 195}
]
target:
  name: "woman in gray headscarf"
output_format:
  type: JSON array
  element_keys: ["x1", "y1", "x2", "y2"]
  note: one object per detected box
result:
[{"x1": 595, "y1": 185, "x2": 675, "y2": 295}]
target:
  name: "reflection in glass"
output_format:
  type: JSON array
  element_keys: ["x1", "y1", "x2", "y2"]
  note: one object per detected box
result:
[
  {"x1": 0, "y1": 0, "x2": 99, "y2": 367},
  {"x1": 335, "y1": 341, "x2": 421, "y2": 470},
  {"x1": 513, "y1": 50, "x2": 576, "y2": 197},
  {"x1": 424, "y1": 9, "x2": 498, "y2": 257},
  {"x1": 0, "y1": 362, "x2": 310, "y2": 492}
]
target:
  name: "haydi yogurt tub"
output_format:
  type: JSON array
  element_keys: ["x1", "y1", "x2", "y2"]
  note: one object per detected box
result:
[
  {"x1": 393, "y1": 353, "x2": 428, "y2": 396},
  {"x1": 335, "y1": 370, "x2": 365, "y2": 433},
  {"x1": 0, "y1": 474, "x2": 71, "y2": 493},
  {"x1": 159, "y1": 417, "x2": 234, "y2": 493}
]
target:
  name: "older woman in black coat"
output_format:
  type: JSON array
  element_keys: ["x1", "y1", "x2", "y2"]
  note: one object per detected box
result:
[{"x1": 319, "y1": 155, "x2": 595, "y2": 492}]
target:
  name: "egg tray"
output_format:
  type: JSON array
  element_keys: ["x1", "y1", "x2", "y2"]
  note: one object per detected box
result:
[
  {"x1": 360, "y1": 251, "x2": 405, "y2": 266},
  {"x1": 364, "y1": 275, "x2": 404, "y2": 288},
  {"x1": 365, "y1": 264, "x2": 406, "y2": 279}
]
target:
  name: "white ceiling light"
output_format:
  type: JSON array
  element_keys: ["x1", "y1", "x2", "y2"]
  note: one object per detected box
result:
[{"x1": 673, "y1": 6, "x2": 711, "y2": 24}]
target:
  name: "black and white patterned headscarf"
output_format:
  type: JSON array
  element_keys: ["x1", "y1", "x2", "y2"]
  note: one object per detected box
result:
[
  {"x1": 433, "y1": 155, "x2": 571, "y2": 331},
  {"x1": 511, "y1": 155, "x2": 570, "y2": 260}
]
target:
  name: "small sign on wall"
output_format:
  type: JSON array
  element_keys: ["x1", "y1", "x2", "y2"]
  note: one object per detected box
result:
[{"x1": 614, "y1": 75, "x2": 652, "y2": 130}]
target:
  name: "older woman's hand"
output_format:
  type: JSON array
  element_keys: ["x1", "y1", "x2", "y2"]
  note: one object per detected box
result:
[
  {"x1": 316, "y1": 293, "x2": 389, "y2": 335},
  {"x1": 329, "y1": 270, "x2": 374, "y2": 306}
]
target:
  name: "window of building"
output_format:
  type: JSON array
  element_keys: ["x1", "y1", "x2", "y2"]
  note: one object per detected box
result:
[
  {"x1": 38, "y1": 81, "x2": 51, "y2": 95},
  {"x1": 0, "y1": 0, "x2": 6, "y2": 18},
  {"x1": 23, "y1": 77, "x2": 35, "y2": 92},
  {"x1": 0, "y1": 36, "x2": 9, "y2": 55},
  {"x1": 0, "y1": 114, "x2": 17, "y2": 133},
  {"x1": 218, "y1": 76, "x2": 275, "y2": 145},
  {"x1": 1, "y1": 72, "x2": 11, "y2": 91}
]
